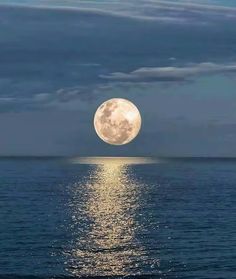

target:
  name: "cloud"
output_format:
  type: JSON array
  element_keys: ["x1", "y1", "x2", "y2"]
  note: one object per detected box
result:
[
  {"x1": 100, "y1": 63, "x2": 236, "y2": 82},
  {"x1": 2, "y1": 0, "x2": 236, "y2": 24},
  {"x1": 0, "y1": 2, "x2": 236, "y2": 113},
  {"x1": 0, "y1": 83, "x2": 115, "y2": 113}
]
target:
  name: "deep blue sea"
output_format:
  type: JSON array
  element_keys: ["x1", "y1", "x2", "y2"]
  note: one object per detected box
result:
[{"x1": 0, "y1": 157, "x2": 235, "y2": 279}]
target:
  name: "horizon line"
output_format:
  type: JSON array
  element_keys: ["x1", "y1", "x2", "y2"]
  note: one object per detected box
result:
[{"x1": 1, "y1": 155, "x2": 236, "y2": 159}]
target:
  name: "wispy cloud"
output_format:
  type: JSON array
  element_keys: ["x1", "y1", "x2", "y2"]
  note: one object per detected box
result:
[
  {"x1": 2, "y1": 0, "x2": 236, "y2": 24},
  {"x1": 0, "y1": 83, "x2": 114, "y2": 113},
  {"x1": 100, "y1": 63, "x2": 236, "y2": 82},
  {"x1": 0, "y1": 1, "x2": 236, "y2": 113}
]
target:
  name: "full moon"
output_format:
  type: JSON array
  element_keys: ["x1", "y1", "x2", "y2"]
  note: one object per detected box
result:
[{"x1": 94, "y1": 98, "x2": 142, "y2": 145}]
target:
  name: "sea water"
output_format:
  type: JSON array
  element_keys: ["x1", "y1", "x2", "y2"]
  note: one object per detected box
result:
[{"x1": 0, "y1": 157, "x2": 235, "y2": 278}]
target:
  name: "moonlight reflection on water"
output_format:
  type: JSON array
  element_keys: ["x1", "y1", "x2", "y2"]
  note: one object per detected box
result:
[{"x1": 65, "y1": 158, "x2": 158, "y2": 277}]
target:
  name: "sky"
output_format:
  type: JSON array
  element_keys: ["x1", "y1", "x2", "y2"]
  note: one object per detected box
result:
[{"x1": 1, "y1": 0, "x2": 236, "y2": 156}]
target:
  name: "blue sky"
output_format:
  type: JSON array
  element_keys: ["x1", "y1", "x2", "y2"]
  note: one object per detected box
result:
[{"x1": 1, "y1": 0, "x2": 236, "y2": 156}]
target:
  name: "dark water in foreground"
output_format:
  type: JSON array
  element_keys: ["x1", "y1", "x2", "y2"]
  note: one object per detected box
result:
[{"x1": 0, "y1": 157, "x2": 235, "y2": 279}]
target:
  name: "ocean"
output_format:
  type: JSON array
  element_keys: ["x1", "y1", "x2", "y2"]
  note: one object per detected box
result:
[{"x1": 0, "y1": 157, "x2": 235, "y2": 279}]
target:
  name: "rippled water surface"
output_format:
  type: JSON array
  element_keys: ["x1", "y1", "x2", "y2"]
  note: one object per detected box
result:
[{"x1": 0, "y1": 157, "x2": 235, "y2": 278}]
